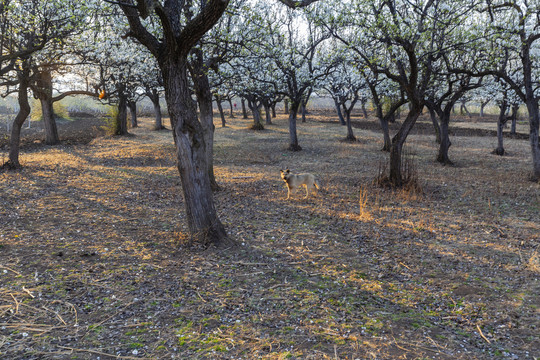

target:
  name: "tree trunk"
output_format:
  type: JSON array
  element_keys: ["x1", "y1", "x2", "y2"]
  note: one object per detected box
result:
[
  {"x1": 480, "y1": 100, "x2": 489, "y2": 117},
  {"x1": 510, "y1": 104, "x2": 518, "y2": 135},
  {"x1": 510, "y1": 112, "x2": 517, "y2": 135},
  {"x1": 40, "y1": 97, "x2": 59, "y2": 145},
  {"x1": 190, "y1": 53, "x2": 219, "y2": 191},
  {"x1": 115, "y1": 86, "x2": 129, "y2": 136},
  {"x1": 375, "y1": 103, "x2": 391, "y2": 151},
  {"x1": 460, "y1": 101, "x2": 471, "y2": 117},
  {"x1": 128, "y1": 100, "x2": 138, "y2": 128},
  {"x1": 301, "y1": 102, "x2": 307, "y2": 123},
  {"x1": 493, "y1": 102, "x2": 508, "y2": 156},
  {"x1": 495, "y1": 118, "x2": 505, "y2": 156},
  {"x1": 34, "y1": 69, "x2": 60, "y2": 145},
  {"x1": 284, "y1": 99, "x2": 289, "y2": 115},
  {"x1": 263, "y1": 102, "x2": 272, "y2": 125},
  {"x1": 241, "y1": 98, "x2": 248, "y2": 119},
  {"x1": 334, "y1": 98, "x2": 346, "y2": 125},
  {"x1": 288, "y1": 100, "x2": 301, "y2": 151},
  {"x1": 428, "y1": 106, "x2": 442, "y2": 144},
  {"x1": 344, "y1": 108, "x2": 356, "y2": 141},
  {"x1": 228, "y1": 98, "x2": 235, "y2": 118},
  {"x1": 271, "y1": 103, "x2": 277, "y2": 118},
  {"x1": 389, "y1": 103, "x2": 423, "y2": 187},
  {"x1": 437, "y1": 114, "x2": 453, "y2": 164},
  {"x1": 162, "y1": 58, "x2": 227, "y2": 246},
  {"x1": 248, "y1": 99, "x2": 264, "y2": 130},
  {"x1": 379, "y1": 117, "x2": 391, "y2": 152},
  {"x1": 525, "y1": 101, "x2": 540, "y2": 180},
  {"x1": 150, "y1": 89, "x2": 164, "y2": 130},
  {"x1": 521, "y1": 43, "x2": 540, "y2": 180},
  {"x1": 361, "y1": 100, "x2": 368, "y2": 118},
  {"x1": 215, "y1": 96, "x2": 226, "y2": 127},
  {"x1": 4, "y1": 66, "x2": 31, "y2": 169}
]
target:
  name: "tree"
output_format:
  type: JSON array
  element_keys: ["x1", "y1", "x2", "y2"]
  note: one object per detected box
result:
[
  {"x1": 112, "y1": 0, "x2": 320, "y2": 245},
  {"x1": 246, "y1": 3, "x2": 329, "y2": 150},
  {"x1": 480, "y1": 2, "x2": 540, "y2": 180},
  {"x1": 425, "y1": 43, "x2": 485, "y2": 165},
  {"x1": 327, "y1": 0, "x2": 479, "y2": 186},
  {"x1": 136, "y1": 58, "x2": 165, "y2": 130},
  {"x1": 1, "y1": 0, "x2": 94, "y2": 168},
  {"x1": 492, "y1": 83, "x2": 520, "y2": 156},
  {"x1": 318, "y1": 53, "x2": 368, "y2": 141}
]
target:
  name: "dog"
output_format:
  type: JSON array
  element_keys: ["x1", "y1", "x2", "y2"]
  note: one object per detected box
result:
[{"x1": 280, "y1": 169, "x2": 320, "y2": 199}]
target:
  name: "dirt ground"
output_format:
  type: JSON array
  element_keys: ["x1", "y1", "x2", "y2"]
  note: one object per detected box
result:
[{"x1": 0, "y1": 110, "x2": 539, "y2": 359}]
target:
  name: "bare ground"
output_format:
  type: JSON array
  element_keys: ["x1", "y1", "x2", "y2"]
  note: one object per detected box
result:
[{"x1": 0, "y1": 111, "x2": 539, "y2": 359}]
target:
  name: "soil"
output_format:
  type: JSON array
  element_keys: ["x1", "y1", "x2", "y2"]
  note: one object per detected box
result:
[{"x1": 0, "y1": 110, "x2": 538, "y2": 359}]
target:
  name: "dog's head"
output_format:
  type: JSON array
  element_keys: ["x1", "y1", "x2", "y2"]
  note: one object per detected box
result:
[{"x1": 280, "y1": 169, "x2": 290, "y2": 181}]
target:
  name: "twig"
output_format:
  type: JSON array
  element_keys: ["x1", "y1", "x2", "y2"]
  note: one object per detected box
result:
[
  {"x1": 268, "y1": 283, "x2": 289, "y2": 290},
  {"x1": 237, "y1": 271, "x2": 265, "y2": 276},
  {"x1": 399, "y1": 262, "x2": 411, "y2": 270},
  {"x1": 62, "y1": 301, "x2": 79, "y2": 325},
  {"x1": 97, "y1": 301, "x2": 135, "y2": 328},
  {"x1": 57, "y1": 345, "x2": 149, "y2": 359},
  {"x1": 22, "y1": 287, "x2": 35, "y2": 298},
  {"x1": 0, "y1": 265, "x2": 22, "y2": 276},
  {"x1": 234, "y1": 261, "x2": 268, "y2": 266},
  {"x1": 82, "y1": 301, "x2": 136, "y2": 339},
  {"x1": 476, "y1": 324, "x2": 491, "y2": 344},
  {"x1": 9, "y1": 293, "x2": 19, "y2": 314},
  {"x1": 196, "y1": 290, "x2": 207, "y2": 303}
]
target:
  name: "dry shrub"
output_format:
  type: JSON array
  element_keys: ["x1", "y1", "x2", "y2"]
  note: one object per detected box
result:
[
  {"x1": 527, "y1": 251, "x2": 540, "y2": 273},
  {"x1": 374, "y1": 147, "x2": 423, "y2": 201},
  {"x1": 358, "y1": 185, "x2": 372, "y2": 220}
]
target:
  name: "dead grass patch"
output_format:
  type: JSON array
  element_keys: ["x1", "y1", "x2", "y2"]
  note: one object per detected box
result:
[{"x1": 0, "y1": 111, "x2": 539, "y2": 359}]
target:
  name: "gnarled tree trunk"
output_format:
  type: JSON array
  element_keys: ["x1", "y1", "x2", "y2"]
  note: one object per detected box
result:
[
  {"x1": 128, "y1": 100, "x2": 138, "y2": 128},
  {"x1": 34, "y1": 70, "x2": 59, "y2": 145},
  {"x1": 428, "y1": 106, "x2": 442, "y2": 144},
  {"x1": 4, "y1": 65, "x2": 31, "y2": 169},
  {"x1": 190, "y1": 52, "x2": 220, "y2": 191},
  {"x1": 115, "y1": 84, "x2": 129, "y2": 136},
  {"x1": 494, "y1": 100, "x2": 509, "y2": 156},
  {"x1": 525, "y1": 101, "x2": 540, "y2": 180},
  {"x1": 246, "y1": 97, "x2": 264, "y2": 130},
  {"x1": 228, "y1": 98, "x2": 235, "y2": 118},
  {"x1": 334, "y1": 98, "x2": 346, "y2": 125},
  {"x1": 437, "y1": 113, "x2": 453, "y2": 164},
  {"x1": 263, "y1": 102, "x2": 272, "y2": 125},
  {"x1": 162, "y1": 58, "x2": 227, "y2": 245},
  {"x1": 288, "y1": 100, "x2": 301, "y2": 151},
  {"x1": 343, "y1": 105, "x2": 356, "y2": 141},
  {"x1": 389, "y1": 102, "x2": 423, "y2": 186},
  {"x1": 241, "y1": 98, "x2": 248, "y2": 119},
  {"x1": 215, "y1": 95, "x2": 226, "y2": 127},
  {"x1": 361, "y1": 99, "x2": 368, "y2": 118}
]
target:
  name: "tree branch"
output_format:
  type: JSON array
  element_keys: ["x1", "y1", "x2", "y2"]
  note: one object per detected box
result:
[
  {"x1": 177, "y1": 0, "x2": 230, "y2": 57},
  {"x1": 277, "y1": 0, "x2": 319, "y2": 8}
]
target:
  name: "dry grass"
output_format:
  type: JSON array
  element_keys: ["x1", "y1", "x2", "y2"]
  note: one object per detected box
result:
[{"x1": 0, "y1": 110, "x2": 539, "y2": 359}]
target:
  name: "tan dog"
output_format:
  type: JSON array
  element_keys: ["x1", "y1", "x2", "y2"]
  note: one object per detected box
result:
[{"x1": 280, "y1": 169, "x2": 320, "y2": 199}]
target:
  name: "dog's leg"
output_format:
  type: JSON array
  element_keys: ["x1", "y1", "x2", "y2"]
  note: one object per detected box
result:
[
  {"x1": 304, "y1": 185, "x2": 309, "y2": 199},
  {"x1": 287, "y1": 187, "x2": 291, "y2": 199}
]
